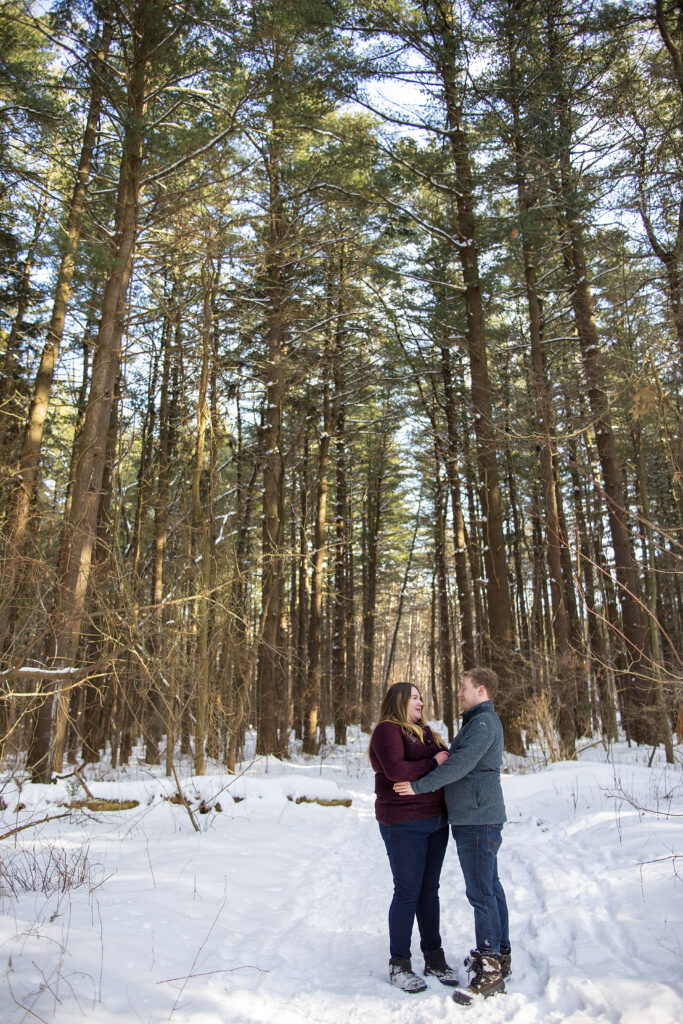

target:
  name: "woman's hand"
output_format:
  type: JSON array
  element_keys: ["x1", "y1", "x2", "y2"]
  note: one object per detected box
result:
[
  {"x1": 393, "y1": 780, "x2": 414, "y2": 796},
  {"x1": 435, "y1": 751, "x2": 449, "y2": 765}
]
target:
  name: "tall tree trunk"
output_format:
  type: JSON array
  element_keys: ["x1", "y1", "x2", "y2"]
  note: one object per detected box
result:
[
  {"x1": 382, "y1": 494, "x2": 421, "y2": 690},
  {"x1": 429, "y1": 568, "x2": 440, "y2": 721},
  {"x1": 191, "y1": 260, "x2": 215, "y2": 775},
  {"x1": 433, "y1": 462, "x2": 454, "y2": 740},
  {"x1": 0, "y1": 16, "x2": 113, "y2": 654},
  {"x1": 439, "y1": 343, "x2": 475, "y2": 671},
  {"x1": 542, "y1": 3, "x2": 657, "y2": 746},
  {"x1": 146, "y1": 274, "x2": 179, "y2": 774},
  {"x1": 304, "y1": 416, "x2": 329, "y2": 754},
  {"x1": 124, "y1": 344, "x2": 159, "y2": 767},
  {"x1": 564, "y1": 399, "x2": 617, "y2": 740},
  {"x1": 503, "y1": 420, "x2": 530, "y2": 658},
  {"x1": 463, "y1": 431, "x2": 485, "y2": 661},
  {"x1": 79, "y1": 369, "x2": 121, "y2": 763},
  {"x1": 255, "y1": 110, "x2": 288, "y2": 754},
  {"x1": 304, "y1": 297, "x2": 336, "y2": 753},
  {"x1": 564, "y1": 224, "x2": 655, "y2": 743},
  {"x1": 292, "y1": 445, "x2": 309, "y2": 741},
  {"x1": 26, "y1": 2, "x2": 155, "y2": 782},
  {"x1": 226, "y1": 381, "x2": 258, "y2": 772},
  {"x1": 331, "y1": 343, "x2": 349, "y2": 743},
  {"x1": 633, "y1": 425, "x2": 675, "y2": 762},
  {"x1": 345, "y1": 515, "x2": 357, "y2": 722},
  {"x1": 432, "y1": 0, "x2": 523, "y2": 753},
  {"x1": 360, "y1": 424, "x2": 386, "y2": 732},
  {"x1": 508, "y1": 84, "x2": 579, "y2": 754}
]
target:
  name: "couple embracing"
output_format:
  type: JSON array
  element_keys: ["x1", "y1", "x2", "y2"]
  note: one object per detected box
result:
[{"x1": 369, "y1": 668, "x2": 510, "y2": 1006}]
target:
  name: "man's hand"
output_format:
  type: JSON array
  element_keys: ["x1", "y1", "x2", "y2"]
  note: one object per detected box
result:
[{"x1": 393, "y1": 780, "x2": 414, "y2": 796}]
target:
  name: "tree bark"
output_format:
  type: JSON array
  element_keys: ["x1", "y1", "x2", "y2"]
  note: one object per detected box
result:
[
  {"x1": 438, "y1": 344, "x2": 475, "y2": 671},
  {"x1": 433, "y1": 462, "x2": 454, "y2": 740},
  {"x1": 304, "y1": 299, "x2": 335, "y2": 753},
  {"x1": 226, "y1": 380, "x2": 259, "y2": 772},
  {"x1": 360, "y1": 425, "x2": 386, "y2": 732},
  {"x1": 255, "y1": 143, "x2": 287, "y2": 755},
  {"x1": 191, "y1": 260, "x2": 215, "y2": 775},
  {"x1": 331, "y1": 334, "x2": 350, "y2": 744}
]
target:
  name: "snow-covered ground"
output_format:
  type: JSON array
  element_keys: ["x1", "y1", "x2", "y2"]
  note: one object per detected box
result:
[{"x1": 1, "y1": 729, "x2": 682, "y2": 1024}]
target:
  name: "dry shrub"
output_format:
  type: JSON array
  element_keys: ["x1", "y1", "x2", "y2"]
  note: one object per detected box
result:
[
  {"x1": 522, "y1": 690, "x2": 563, "y2": 765},
  {"x1": 0, "y1": 840, "x2": 104, "y2": 898}
]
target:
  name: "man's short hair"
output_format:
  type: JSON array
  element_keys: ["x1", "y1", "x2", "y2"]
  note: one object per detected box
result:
[{"x1": 463, "y1": 666, "x2": 499, "y2": 700}]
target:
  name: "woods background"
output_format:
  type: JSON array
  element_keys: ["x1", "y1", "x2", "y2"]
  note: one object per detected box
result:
[{"x1": 0, "y1": 0, "x2": 681, "y2": 785}]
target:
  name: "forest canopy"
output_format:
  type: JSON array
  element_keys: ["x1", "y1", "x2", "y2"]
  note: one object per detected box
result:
[{"x1": 0, "y1": 0, "x2": 681, "y2": 782}]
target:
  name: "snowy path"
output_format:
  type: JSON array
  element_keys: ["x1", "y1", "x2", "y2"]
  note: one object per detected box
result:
[{"x1": 1, "y1": 743, "x2": 682, "y2": 1024}]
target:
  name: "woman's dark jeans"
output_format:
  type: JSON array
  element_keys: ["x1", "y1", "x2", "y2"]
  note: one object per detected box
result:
[
  {"x1": 378, "y1": 814, "x2": 449, "y2": 961},
  {"x1": 451, "y1": 823, "x2": 509, "y2": 955}
]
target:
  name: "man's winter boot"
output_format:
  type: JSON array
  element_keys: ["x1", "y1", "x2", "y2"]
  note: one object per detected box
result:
[
  {"x1": 465, "y1": 945, "x2": 511, "y2": 979},
  {"x1": 452, "y1": 950, "x2": 505, "y2": 1005},
  {"x1": 389, "y1": 958, "x2": 428, "y2": 994},
  {"x1": 423, "y1": 948, "x2": 460, "y2": 986}
]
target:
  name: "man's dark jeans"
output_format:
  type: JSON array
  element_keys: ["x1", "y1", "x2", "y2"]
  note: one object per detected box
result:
[
  {"x1": 451, "y1": 823, "x2": 509, "y2": 955},
  {"x1": 379, "y1": 814, "x2": 449, "y2": 961}
]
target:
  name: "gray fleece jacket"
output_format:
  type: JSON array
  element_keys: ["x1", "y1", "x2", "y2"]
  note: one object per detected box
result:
[{"x1": 411, "y1": 700, "x2": 506, "y2": 825}]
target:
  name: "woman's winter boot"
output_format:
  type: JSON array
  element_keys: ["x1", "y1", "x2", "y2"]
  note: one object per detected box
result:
[
  {"x1": 423, "y1": 948, "x2": 460, "y2": 986},
  {"x1": 389, "y1": 958, "x2": 428, "y2": 993}
]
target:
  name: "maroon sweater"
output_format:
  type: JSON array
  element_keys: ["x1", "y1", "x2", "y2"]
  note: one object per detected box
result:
[{"x1": 369, "y1": 721, "x2": 446, "y2": 825}]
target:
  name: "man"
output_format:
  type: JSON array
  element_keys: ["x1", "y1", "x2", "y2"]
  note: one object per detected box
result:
[{"x1": 393, "y1": 667, "x2": 510, "y2": 1005}]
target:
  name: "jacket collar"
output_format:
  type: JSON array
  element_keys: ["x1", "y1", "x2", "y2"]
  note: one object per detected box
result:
[{"x1": 462, "y1": 699, "x2": 493, "y2": 724}]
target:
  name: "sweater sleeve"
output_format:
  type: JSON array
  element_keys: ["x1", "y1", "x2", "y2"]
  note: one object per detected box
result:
[
  {"x1": 370, "y1": 722, "x2": 439, "y2": 782},
  {"x1": 411, "y1": 717, "x2": 493, "y2": 793}
]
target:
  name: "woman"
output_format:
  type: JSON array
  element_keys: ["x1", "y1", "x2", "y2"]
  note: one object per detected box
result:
[{"x1": 369, "y1": 682, "x2": 459, "y2": 993}]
